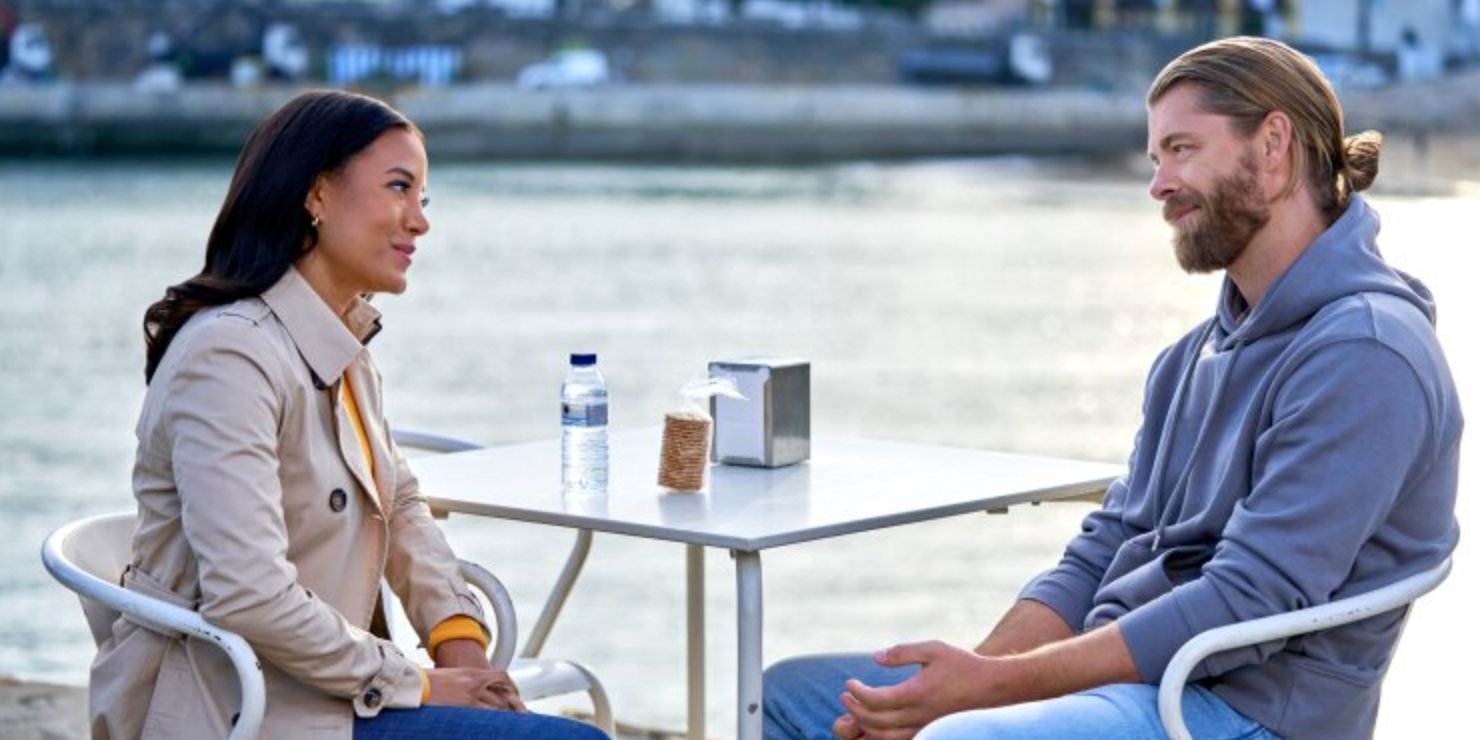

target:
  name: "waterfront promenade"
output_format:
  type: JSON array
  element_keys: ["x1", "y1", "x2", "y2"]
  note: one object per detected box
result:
[{"x1": 4, "y1": 71, "x2": 1480, "y2": 161}]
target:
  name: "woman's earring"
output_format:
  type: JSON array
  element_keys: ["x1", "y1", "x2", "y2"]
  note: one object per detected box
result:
[{"x1": 310, "y1": 215, "x2": 321, "y2": 229}]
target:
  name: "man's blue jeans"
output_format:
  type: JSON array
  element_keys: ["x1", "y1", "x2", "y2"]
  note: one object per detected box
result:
[
  {"x1": 763, "y1": 653, "x2": 1280, "y2": 740},
  {"x1": 354, "y1": 706, "x2": 607, "y2": 739}
]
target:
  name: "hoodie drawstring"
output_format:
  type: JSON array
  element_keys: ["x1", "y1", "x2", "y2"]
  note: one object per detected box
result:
[
  {"x1": 1141, "y1": 321, "x2": 1216, "y2": 550},
  {"x1": 1152, "y1": 337, "x2": 1246, "y2": 549}
]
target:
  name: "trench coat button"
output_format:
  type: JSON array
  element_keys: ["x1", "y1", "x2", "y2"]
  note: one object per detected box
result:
[
  {"x1": 363, "y1": 687, "x2": 382, "y2": 709},
  {"x1": 329, "y1": 488, "x2": 348, "y2": 512}
]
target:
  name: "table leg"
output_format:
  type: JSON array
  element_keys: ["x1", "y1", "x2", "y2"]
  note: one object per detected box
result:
[
  {"x1": 735, "y1": 550, "x2": 763, "y2": 740},
  {"x1": 687, "y1": 544, "x2": 705, "y2": 740},
  {"x1": 520, "y1": 528, "x2": 593, "y2": 659}
]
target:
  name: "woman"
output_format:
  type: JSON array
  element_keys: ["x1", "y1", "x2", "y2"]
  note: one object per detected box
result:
[{"x1": 89, "y1": 90, "x2": 606, "y2": 740}]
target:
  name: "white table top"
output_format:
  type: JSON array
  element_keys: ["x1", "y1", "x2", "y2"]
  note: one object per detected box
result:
[{"x1": 414, "y1": 427, "x2": 1123, "y2": 552}]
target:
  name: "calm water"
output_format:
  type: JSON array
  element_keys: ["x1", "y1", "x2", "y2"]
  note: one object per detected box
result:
[{"x1": 0, "y1": 158, "x2": 1473, "y2": 736}]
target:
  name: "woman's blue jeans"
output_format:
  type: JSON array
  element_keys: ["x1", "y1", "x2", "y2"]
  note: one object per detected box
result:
[
  {"x1": 763, "y1": 653, "x2": 1280, "y2": 740},
  {"x1": 353, "y1": 706, "x2": 607, "y2": 740}
]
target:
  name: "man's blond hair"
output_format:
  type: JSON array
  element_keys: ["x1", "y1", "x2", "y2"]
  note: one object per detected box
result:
[{"x1": 1148, "y1": 36, "x2": 1381, "y2": 220}]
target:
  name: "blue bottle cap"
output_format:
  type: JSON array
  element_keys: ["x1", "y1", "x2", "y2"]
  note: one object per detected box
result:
[{"x1": 570, "y1": 353, "x2": 597, "y2": 366}]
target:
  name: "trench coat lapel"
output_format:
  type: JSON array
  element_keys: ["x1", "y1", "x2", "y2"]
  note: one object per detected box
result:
[
  {"x1": 341, "y1": 360, "x2": 396, "y2": 512},
  {"x1": 260, "y1": 267, "x2": 387, "y2": 514},
  {"x1": 333, "y1": 378, "x2": 383, "y2": 515}
]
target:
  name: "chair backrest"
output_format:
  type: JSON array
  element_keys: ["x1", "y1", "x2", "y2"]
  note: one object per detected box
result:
[
  {"x1": 1157, "y1": 556, "x2": 1453, "y2": 740},
  {"x1": 45, "y1": 512, "x2": 270, "y2": 740},
  {"x1": 53, "y1": 512, "x2": 137, "y2": 646}
]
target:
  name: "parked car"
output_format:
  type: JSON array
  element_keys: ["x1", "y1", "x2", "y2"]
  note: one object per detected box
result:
[
  {"x1": 517, "y1": 49, "x2": 610, "y2": 90},
  {"x1": 897, "y1": 32, "x2": 1052, "y2": 87}
]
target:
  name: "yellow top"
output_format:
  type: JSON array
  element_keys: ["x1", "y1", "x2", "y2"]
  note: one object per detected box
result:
[
  {"x1": 339, "y1": 376, "x2": 376, "y2": 482},
  {"x1": 341, "y1": 375, "x2": 489, "y2": 704},
  {"x1": 427, "y1": 617, "x2": 489, "y2": 654}
]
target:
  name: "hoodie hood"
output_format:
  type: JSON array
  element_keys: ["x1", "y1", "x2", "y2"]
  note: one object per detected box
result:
[
  {"x1": 1145, "y1": 195, "x2": 1438, "y2": 550},
  {"x1": 1214, "y1": 195, "x2": 1436, "y2": 349}
]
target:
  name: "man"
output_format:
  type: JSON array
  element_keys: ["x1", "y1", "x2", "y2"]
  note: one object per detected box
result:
[{"x1": 763, "y1": 37, "x2": 1462, "y2": 740}]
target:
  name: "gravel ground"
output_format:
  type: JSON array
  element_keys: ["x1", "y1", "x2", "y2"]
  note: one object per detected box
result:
[{"x1": 0, "y1": 675, "x2": 87, "y2": 740}]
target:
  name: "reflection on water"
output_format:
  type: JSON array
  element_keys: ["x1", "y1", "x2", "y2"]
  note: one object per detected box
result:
[{"x1": 0, "y1": 158, "x2": 1473, "y2": 735}]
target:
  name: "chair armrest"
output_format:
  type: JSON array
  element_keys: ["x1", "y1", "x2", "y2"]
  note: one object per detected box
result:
[
  {"x1": 458, "y1": 560, "x2": 519, "y2": 671},
  {"x1": 386, "y1": 433, "x2": 517, "y2": 671},
  {"x1": 391, "y1": 429, "x2": 483, "y2": 454},
  {"x1": 1158, "y1": 558, "x2": 1452, "y2": 740},
  {"x1": 509, "y1": 657, "x2": 615, "y2": 733},
  {"x1": 436, "y1": 561, "x2": 615, "y2": 734},
  {"x1": 41, "y1": 516, "x2": 266, "y2": 740}
]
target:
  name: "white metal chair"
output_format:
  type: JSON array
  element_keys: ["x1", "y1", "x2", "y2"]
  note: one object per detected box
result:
[
  {"x1": 1157, "y1": 558, "x2": 1453, "y2": 740},
  {"x1": 390, "y1": 429, "x2": 611, "y2": 731},
  {"x1": 43, "y1": 508, "x2": 612, "y2": 738},
  {"x1": 426, "y1": 562, "x2": 613, "y2": 732},
  {"x1": 42, "y1": 512, "x2": 267, "y2": 740}
]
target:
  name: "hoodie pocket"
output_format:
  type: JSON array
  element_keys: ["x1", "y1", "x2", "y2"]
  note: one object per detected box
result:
[{"x1": 1270, "y1": 652, "x2": 1380, "y2": 739}]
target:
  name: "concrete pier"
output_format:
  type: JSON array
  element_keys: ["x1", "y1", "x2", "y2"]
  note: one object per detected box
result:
[
  {"x1": 0, "y1": 83, "x2": 1148, "y2": 161},
  {"x1": 2, "y1": 73, "x2": 1478, "y2": 162}
]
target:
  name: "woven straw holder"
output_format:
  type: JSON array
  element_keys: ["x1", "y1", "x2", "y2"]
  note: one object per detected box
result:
[{"x1": 659, "y1": 411, "x2": 711, "y2": 492}]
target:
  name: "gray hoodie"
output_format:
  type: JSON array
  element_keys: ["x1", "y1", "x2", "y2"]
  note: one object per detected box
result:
[{"x1": 1022, "y1": 195, "x2": 1462, "y2": 739}]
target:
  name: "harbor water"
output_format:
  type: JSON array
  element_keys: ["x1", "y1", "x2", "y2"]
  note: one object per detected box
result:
[{"x1": 0, "y1": 157, "x2": 1474, "y2": 736}]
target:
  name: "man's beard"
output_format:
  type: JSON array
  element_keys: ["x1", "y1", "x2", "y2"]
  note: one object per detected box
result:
[{"x1": 1165, "y1": 153, "x2": 1270, "y2": 274}]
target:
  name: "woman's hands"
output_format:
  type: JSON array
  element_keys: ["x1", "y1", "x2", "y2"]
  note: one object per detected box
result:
[
  {"x1": 424, "y1": 636, "x2": 525, "y2": 710},
  {"x1": 425, "y1": 667, "x2": 526, "y2": 711}
]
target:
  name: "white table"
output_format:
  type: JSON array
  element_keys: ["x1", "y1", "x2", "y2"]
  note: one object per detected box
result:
[{"x1": 412, "y1": 428, "x2": 1121, "y2": 740}]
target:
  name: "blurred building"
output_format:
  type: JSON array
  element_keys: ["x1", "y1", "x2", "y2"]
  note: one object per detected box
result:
[
  {"x1": 1296, "y1": 0, "x2": 1452, "y2": 54},
  {"x1": 1033, "y1": 0, "x2": 1465, "y2": 55},
  {"x1": 3, "y1": 0, "x2": 1475, "y2": 89}
]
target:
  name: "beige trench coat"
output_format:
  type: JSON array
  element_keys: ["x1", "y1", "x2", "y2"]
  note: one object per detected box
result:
[{"x1": 90, "y1": 267, "x2": 486, "y2": 739}]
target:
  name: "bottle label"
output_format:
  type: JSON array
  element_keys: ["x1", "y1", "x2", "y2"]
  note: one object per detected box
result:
[{"x1": 562, "y1": 402, "x2": 608, "y2": 427}]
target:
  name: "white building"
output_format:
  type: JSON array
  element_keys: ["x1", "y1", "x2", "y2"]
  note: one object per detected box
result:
[{"x1": 1294, "y1": 0, "x2": 1456, "y2": 54}]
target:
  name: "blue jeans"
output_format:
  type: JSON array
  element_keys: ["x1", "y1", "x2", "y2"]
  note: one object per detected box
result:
[
  {"x1": 353, "y1": 705, "x2": 608, "y2": 739},
  {"x1": 763, "y1": 653, "x2": 1280, "y2": 740}
]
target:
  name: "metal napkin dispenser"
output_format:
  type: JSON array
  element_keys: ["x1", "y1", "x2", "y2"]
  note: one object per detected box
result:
[{"x1": 708, "y1": 358, "x2": 810, "y2": 468}]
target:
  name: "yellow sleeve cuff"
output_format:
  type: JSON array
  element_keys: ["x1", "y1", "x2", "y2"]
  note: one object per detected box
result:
[
  {"x1": 418, "y1": 667, "x2": 430, "y2": 704},
  {"x1": 426, "y1": 615, "x2": 489, "y2": 655}
]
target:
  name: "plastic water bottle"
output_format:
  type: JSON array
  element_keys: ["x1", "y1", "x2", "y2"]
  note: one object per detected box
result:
[{"x1": 561, "y1": 353, "x2": 608, "y2": 496}]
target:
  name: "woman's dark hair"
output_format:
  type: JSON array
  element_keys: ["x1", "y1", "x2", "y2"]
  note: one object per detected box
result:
[{"x1": 142, "y1": 90, "x2": 418, "y2": 383}]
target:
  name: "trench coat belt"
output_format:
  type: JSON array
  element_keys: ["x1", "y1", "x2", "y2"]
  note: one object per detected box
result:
[{"x1": 120, "y1": 564, "x2": 199, "y2": 641}]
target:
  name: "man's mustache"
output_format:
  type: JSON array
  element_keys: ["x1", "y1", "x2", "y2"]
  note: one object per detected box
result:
[{"x1": 1163, "y1": 190, "x2": 1207, "y2": 223}]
